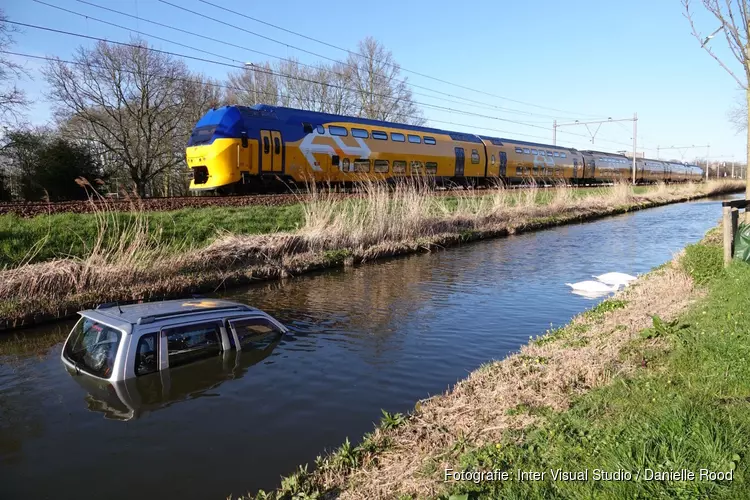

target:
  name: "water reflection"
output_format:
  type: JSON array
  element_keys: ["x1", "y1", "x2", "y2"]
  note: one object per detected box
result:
[
  {"x1": 69, "y1": 335, "x2": 282, "y2": 421},
  {"x1": 0, "y1": 196, "x2": 739, "y2": 500}
]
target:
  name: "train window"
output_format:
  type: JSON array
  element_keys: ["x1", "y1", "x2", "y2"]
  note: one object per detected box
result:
[
  {"x1": 393, "y1": 160, "x2": 406, "y2": 173},
  {"x1": 553, "y1": 152, "x2": 560, "y2": 157},
  {"x1": 303, "y1": 122, "x2": 313, "y2": 134},
  {"x1": 263, "y1": 136, "x2": 270, "y2": 154},
  {"x1": 471, "y1": 149, "x2": 480, "y2": 164},
  {"x1": 372, "y1": 130, "x2": 388, "y2": 140},
  {"x1": 332, "y1": 155, "x2": 340, "y2": 166},
  {"x1": 354, "y1": 159, "x2": 370, "y2": 173},
  {"x1": 561, "y1": 153, "x2": 567, "y2": 158},
  {"x1": 342, "y1": 158, "x2": 350, "y2": 171},
  {"x1": 408, "y1": 134, "x2": 421, "y2": 144},
  {"x1": 411, "y1": 161, "x2": 424, "y2": 174},
  {"x1": 523, "y1": 148, "x2": 530, "y2": 154},
  {"x1": 316, "y1": 125, "x2": 325, "y2": 134},
  {"x1": 374, "y1": 159, "x2": 389, "y2": 173},
  {"x1": 491, "y1": 155, "x2": 496, "y2": 165},
  {"x1": 274, "y1": 137, "x2": 280, "y2": 155},
  {"x1": 547, "y1": 151, "x2": 553, "y2": 156},
  {"x1": 391, "y1": 132, "x2": 405, "y2": 142},
  {"x1": 531, "y1": 149, "x2": 538, "y2": 155},
  {"x1": 329, "y1": 126, "x2": 348, "y2": 136},
  {"x1": 351, "y1": 128, "x2": 369, "y2": 139},
  {"x1": 515, "y1": 148, "x2": 523, "y2": 153},
  {"x1": 425, "y1": 162, "x2": 438, "y2": 174},
  {"x1": 424, "y1": 136, "x2": 436, "y2": 145}
]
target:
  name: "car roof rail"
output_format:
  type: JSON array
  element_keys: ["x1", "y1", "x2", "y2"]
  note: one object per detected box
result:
[{"x1": 137, "y1": 304, "x2": 255, "y2": 325}]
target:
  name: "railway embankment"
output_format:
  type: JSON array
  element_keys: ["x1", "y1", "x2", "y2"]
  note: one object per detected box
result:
[
  {"x1": 0, "y1": 180, "x2": 743, "y2": 331},
  {"x1": 246, "y1": 222, "x2": 750, "y2": 499}
]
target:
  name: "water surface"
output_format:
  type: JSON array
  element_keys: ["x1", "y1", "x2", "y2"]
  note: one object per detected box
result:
[{"x1": 0, "y1": 196, "x2": 733, "y2": 500}]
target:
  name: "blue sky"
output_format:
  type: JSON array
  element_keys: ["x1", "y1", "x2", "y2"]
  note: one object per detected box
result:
[{"x1": 3, "y1": 0, "x2": 746, "y2": 163}]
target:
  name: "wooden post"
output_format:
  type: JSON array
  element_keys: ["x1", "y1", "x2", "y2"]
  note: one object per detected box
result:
[
  {"x1": 733, "y1": 207, "x2": 740, "y2": 260},
  {"x1": 724, "y1": 206, "x2": 733, "y2": 266}
]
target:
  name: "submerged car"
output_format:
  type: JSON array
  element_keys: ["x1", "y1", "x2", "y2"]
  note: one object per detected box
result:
[
  {"x1": 61, "y1": 299, "x2": 288, "y2": 382},
  {"x1": 73, "y1": 335, "x2": 282, "y2": 420}
]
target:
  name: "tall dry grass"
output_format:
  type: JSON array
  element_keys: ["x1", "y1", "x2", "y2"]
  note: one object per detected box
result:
[{"x1": 0, "y1": 179, "x2": 744, "y2": 325}]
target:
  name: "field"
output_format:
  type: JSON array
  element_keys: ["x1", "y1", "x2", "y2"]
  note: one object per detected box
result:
[
  {"x1": 252, "y1": 224, "x2": 750, "y2": 499},
  {"x1": 0, "y1": 180, "x2": 742, "y2": 330},
  {"x1": 0, "y1": 184, "x2": 706, "y2": 268}
]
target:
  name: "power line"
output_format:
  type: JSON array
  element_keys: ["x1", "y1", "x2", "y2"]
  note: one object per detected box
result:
[
  {"x1": 195, "y1": 0, "x2": 609, "y2": 119},
  {"x1": 156, "y1": 0, "x2": 605, "y2": 122},
  {"x1": 3, "y1": 20, "x2": 645, "y2": 151},
  {"x1": 76, "y1": 0, "x2": 583, "y2": 122},
  {"x1": 1, "y1": 49, "x2": 563, "y2": 144},
  {"x1": 6, "y1": 18, "x2": 599, "y2": 140},
  {"x1": 50, "y1": 0, "x2": 566, "y2": 123}
]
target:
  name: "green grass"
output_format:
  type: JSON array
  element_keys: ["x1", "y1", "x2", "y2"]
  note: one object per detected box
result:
[
  {"x1": 0, "y1": 205, "x2": 305, "y2": 268},
  {"x1": 445, "y1": 240, "x2": 750, "y2": 499},
  {"x1": 0, "y1": 183, "x2": 700, "y2": 269}
]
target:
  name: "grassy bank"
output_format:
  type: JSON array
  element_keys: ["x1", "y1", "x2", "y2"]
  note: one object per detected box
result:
[
  {"x1": 0, "y1": 180, "x2": 742, "y2": 330},
  {"x1": 250, "y1": 224, "x2": 750, "y2": 499},
  {"x1": 0, "y1": 185, "x2": 671, "y2": 268}
]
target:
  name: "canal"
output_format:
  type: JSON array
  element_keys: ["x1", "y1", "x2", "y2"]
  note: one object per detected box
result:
[{"x1": 0, "y1": 196, "x2": 734, "y2": 499}]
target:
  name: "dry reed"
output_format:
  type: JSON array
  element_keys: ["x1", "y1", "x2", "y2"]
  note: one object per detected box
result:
[{"x1": 0, "y1": 179, "x2": 743, "y2": 327}]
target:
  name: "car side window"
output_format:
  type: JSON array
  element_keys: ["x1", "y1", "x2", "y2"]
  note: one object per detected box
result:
[
  {"x1": 229, "y1": 318, "x2": 283, "y2": 350},
  {"x1": 135, "y1": 333, "x2": 158, "y2": 376},
  {"x1": 164, "y1": 322, "x2": 221, "y2": 368}
]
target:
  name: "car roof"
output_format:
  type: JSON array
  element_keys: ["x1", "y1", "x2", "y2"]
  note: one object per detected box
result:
[{"x1": 81, "y1": 299, "x2": 263, "y2": 332}]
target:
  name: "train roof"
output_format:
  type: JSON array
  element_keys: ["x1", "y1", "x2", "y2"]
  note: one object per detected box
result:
[
  {"x1": 479, "y1": 136, "x2": 578, "y2": 151},
  {"x1": 581, "y1": 150, "x2": 630, "y2": 158},
  {"x1": 252, "y1": 105, "x2": 486, "y2": 143}
]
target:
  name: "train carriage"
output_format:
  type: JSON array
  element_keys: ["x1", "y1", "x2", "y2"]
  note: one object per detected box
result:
[
  {"x1": 496, "y1": 138, "x2": 583, "y2": 184},
  {"x1": 581, "y1": 151, "x2": 634, "y2": 183},
  {"x1": 186, "y1": 104, "x2": 706, "y2": 192}
]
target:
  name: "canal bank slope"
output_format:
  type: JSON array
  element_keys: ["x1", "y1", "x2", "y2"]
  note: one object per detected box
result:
[
  {"x1": 0, "y1": 181, "x2": 742, "y2": 331},
  {"x1": 251, "y1": 225, "x2": 750, "y2": 499}
]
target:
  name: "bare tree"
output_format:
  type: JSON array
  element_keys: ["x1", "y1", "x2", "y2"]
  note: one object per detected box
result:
[
  {"x1": 226, "y1": 62, "x2": 280, "y2": 106},
  {"x1": 0, "y1": 10, "x2": 29, "y2": 125},
  {"x1": 345, "y1": 37, "x2": 424, "y2": 125},
  {"x1": 222, "y1": 38, "x2": 423, "y2": 125},
  {"x1": 44, "y1": 39, "x2": 202, "y2": 196},
  {"x1": 683, "y1": 0, "x2": 750, "y2": 195},
  {"x1": 729, "y1": 92, "x2": 747, "y2": 132}
]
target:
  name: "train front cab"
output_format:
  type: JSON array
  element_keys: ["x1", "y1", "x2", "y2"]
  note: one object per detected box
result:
[{"x1": 186, "y1": 106, "x2": 290, "y2": 193}]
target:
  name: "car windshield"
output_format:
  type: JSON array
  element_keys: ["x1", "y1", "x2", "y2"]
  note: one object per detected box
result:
[{"x1": 63, "y1": 317, "x2": 122, "y2": 378}]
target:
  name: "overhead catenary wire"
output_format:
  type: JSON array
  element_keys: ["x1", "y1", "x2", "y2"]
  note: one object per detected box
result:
[
  {"x1": 193, "y1": 0, "x2": 609, "y2": 120},
  {"x1": 36, "y1": 0, "x2": 565, "y2": 123},
  {"x1": 2, "y1": 19, "x2": 652, "y2": 151},
  {"x1": 0, "y1": 49, "x2": 565, "y2": 144},
  {"x1": 6, "y1": 18, "x2": 623, "y2": 146},
  {"x1": 73, "y1": 0, "x2": 582, "y2": 122}
]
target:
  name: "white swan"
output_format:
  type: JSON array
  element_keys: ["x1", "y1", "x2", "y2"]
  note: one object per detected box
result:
[
  {"x1": 565, "y1": 280, "x2": 620, "y2": 293},
  {"x1": 592, "y1": 272, "x2": 637, "y2": 287}
]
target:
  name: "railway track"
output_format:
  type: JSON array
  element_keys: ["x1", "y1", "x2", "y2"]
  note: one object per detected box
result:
[{"x1": 0, "y1": 183, "x2": 615, "y2": 218}]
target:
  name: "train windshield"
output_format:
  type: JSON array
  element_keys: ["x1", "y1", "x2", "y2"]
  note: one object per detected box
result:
[{"x1": 187, "y1": 125, "x2": 218, "y2": 147}]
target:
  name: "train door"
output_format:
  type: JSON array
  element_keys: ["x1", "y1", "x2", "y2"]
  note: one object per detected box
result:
[
  {"x1": 454, "y1": 147, "x2": 465, "y2": 177},
  {"x1": 260, "y1": 130, "x2": 273, "y2": 173},
  {"x1": 499, "y1": 151, "x2": 507, "y2": 176},
  {"x1": 270, "y1": 131, "x2": 283, "y2": 172},
  {"x1": 573, "y1": 159, "x2": 579, "y2": 179},
  {"x1": 259, "y1": 130, "x2": 284, "y2": 173}
]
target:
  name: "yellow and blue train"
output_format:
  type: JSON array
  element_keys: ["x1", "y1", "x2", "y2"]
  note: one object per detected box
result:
[{"x1": 186, "y1": 105, "x2": 704, "y2": 192}]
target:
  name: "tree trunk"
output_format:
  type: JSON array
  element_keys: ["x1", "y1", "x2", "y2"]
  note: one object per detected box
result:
[{"x1": 746, "y1": 86, "x2": 750, "y2": 199}]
